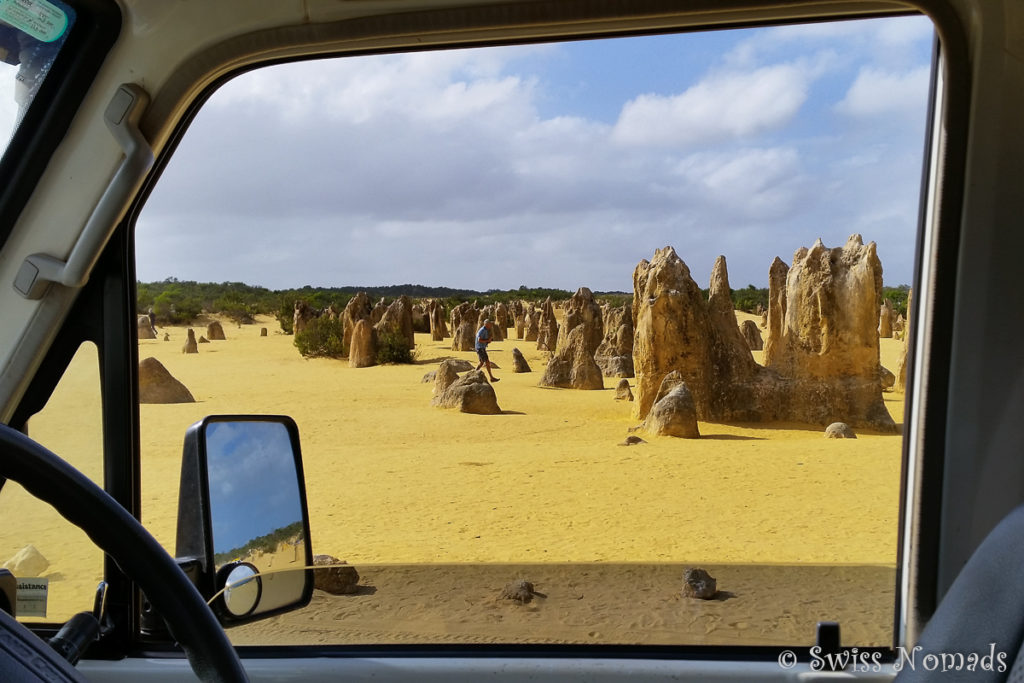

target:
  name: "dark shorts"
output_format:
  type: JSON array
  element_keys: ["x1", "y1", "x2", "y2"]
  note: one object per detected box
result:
[{"x1": 476, "y1": 347, "x2": 489, "y2": 362}]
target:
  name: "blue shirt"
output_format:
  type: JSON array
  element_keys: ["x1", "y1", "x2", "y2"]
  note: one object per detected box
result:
[{"x1": 475, "y1": 325, "x2": 491, "y2": 351}]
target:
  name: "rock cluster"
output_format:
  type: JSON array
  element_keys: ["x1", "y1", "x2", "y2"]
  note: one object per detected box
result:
[
  {"x1": 450, "y1": 302, "x2": 480, "y2": 352},
  {"x1": 342, "y1": 292, "x2": 372, "y2": 355},
  {"x1": 375, "y1": 295, "x2": 415, "y2": 350},
  {"x1": 557, "y1": 287, "x2": 603, "y2": 356},
  {"x1": 431, "y1": 367, "x2": 501, "y2": 414},
  {"x1": 594, "y1": 303, "x2": 634, "y2": 377},
  {"x1": 427, "y1": 299, "x2": 448, "y2": 341},
  {"x1": 763, "y1": 236, "x2": 894, "y2": 429},
  {"x1": 633, "y1": 250, "x2": 760, "y2": 423},
  {"x1": 538, "y1": 324, "x2": 604, "y2": 390},
  {"x1": 293, "y1": 300, "x2": 316, "y2": 336},
  {"x1": 522, "y1": 305, "x2": 539, "y2": 342},
  {"x1": 740, "y1": 320, "x2": 763, "y2": 351},
  {"x1": 536, "y1": 297, "x2": 559, "y2": 352},
  {"x1": 632, "y1": 237, "x2": 896, "y2": 432},
  {"x1": 411, "y1": 304, "x2": 430, "y2": 333},
  {"x1": 370, "y1": 298, "x2": 387, "y2": 324}
]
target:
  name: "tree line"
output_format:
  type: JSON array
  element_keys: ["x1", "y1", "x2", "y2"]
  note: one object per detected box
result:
[{"x1": 137, "y1": 279, "x2": 911, "y2": 331}]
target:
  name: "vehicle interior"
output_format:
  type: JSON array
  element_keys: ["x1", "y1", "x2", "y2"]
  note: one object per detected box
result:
[{"x1": 0, "y1": 0, "x2": 1022, "y2": 681}]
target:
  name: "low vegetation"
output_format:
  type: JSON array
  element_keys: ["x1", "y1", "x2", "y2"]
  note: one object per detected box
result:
[
  {"x1": 137, "y1": 279, "x2": 910, "y2": 331},
  {"x1": 293, "y1": 317, "x2": 345, "y2": 358}
]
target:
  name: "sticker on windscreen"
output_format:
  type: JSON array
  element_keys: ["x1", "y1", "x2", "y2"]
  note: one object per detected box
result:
[
  {"x1": 15, "y1": 577, "x2": 48, "y2": 617},
  {"x1": 0, "y1": 0, "x2": 68, "y2": 43}
]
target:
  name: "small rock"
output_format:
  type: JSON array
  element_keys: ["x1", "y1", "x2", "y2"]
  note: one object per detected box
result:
[
  {"x1": 614, "y1": 379, "x2": 634, "y2": 401},
  {"x1": 618, "y1": 435, "x2": 646, "y2": 446},
  {"x1": 163, "y1": 333, "x2": 170, "y2": 341},
  {"x1": 421, "y1": 371, "x2": 437, "y2": 384},
  {"x1": 198, "y1": 336, "x2": 210, "y2": 344},
  {"x1": 825, "y1": 422, "x2": 857, "y2": 439},
  {"x1": 260, "y1": 328, "x2": 268, "y2": 337},
  {"x1": 879, "y1": 366, "x2": 895, "y2": 391},
  {"x1": 511, "y1": 348, "x2": 531, "y2": 373},
  {"x1": 3, "y1": 544, "x2": 49, "y2": 577},
  {"x1": 139, "y1": 357, "x2": 195, "y2": 404},
  {"x1": 682, "y1": 568, "x2": 717, "y2": 599},
  {"x1": 500, "y1": 579, "x2": 537, "y2": 604},
  {"x1": 182, "y1": 329, "x2": 198, "y2": 354},
  {"x1": 312, "y1": 554, "x2": 359, "y2": 595},
  {"x1": 206, "y1": 321, "x2": 226, "y2": 341}
]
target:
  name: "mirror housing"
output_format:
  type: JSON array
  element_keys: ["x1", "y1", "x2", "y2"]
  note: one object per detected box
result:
[{"x1": 174, "y1": 415, "x2": 313, "y2": 626}]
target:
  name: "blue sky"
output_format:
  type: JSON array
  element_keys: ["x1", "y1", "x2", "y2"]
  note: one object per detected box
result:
[
  {"x1": 134, "y1": 15, "x2": 934, "y2": 293},
  {"x1": 205, "y1": 421, "x2": 304, "y2": 555}
]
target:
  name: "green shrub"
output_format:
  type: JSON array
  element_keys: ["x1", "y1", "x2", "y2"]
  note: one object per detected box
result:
[
  {"x1": 277, "y1": 297, "x2": 296, "y2": 335},
  {"x1": 213, "y1": 293, "x2": 257, "y2": 324},
  {"x1": 294, "y1": 317, "x2": 344, "y2": 358},
  {"x1": 376, "y1": 330, "x2": 416, "y2": 364}
]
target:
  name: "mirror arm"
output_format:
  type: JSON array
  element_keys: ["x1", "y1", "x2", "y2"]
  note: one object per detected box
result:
[{"x1": 139, "y1": 557, "x2": 205, "y2": 638}]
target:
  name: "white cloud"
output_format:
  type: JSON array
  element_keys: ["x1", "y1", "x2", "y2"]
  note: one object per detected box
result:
[
  {"x1": 0, "y1": 64, "x2": 21, "y2": 151},
  {"x1": 674, "y1": 147, "x2": 805, "y2": 220},
  {"x1": 835, "y1": 66, "x2": 930, "y2": 118},
  {"x1": 611, "y1": 64, "x2": 809, "y2": 147},
  {"x1": 138, "y1": 20, "x2": 932, "y2": 292}
]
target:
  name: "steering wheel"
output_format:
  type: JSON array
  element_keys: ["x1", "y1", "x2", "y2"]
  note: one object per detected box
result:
[{"x1": 0, "y1": 423, "x2": 248, "y2": 682}]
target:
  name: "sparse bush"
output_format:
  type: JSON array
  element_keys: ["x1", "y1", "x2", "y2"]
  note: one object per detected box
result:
[
  {"x1": 376, "y1": 330, "x2": 416, "y2": 364},
  {"x1": 277, "y1": 297, "x2": 296, "y2": 335},
  {"x1": 213, "y1": 293, "x2": 257, "y2": 324},
  {"x1": 294, "y1": 317, "x2": 344, "y2": 358}
]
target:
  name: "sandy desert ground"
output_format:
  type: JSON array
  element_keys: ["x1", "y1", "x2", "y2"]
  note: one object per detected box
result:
[{"x1": 1, "y1": 311, "x2": 906, "y2": 648}]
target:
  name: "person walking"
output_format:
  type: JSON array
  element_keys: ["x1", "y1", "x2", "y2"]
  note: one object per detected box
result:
[{"x1": 475, "y1": 319, "x2": 499, "y2": 382}]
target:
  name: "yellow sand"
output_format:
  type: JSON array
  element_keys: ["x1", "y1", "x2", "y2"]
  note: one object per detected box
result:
[{"x1": 1, "y1": 312, "x2": 906, "y2": 639}]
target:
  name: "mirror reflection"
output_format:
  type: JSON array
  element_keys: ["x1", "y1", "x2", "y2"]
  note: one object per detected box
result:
[
  {"x1": 222, "y1": 562, "x2": 260, "y2": 617},
  {"x1": 205, "y1": 420, "x2": 308, "y2": 615}
]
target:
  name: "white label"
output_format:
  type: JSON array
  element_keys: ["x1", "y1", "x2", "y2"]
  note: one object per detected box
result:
[
  {"x1": 15, "y1": 577, "x2": 48, "y2": 618},
  {"x1": 0, "y1": 0, "x2": 68, "y2": 43}
]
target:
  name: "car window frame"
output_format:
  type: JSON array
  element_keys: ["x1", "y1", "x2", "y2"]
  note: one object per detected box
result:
[
  {"x1": 0, "y1": 0, "x2": 121, "y2": 250},
  {"x1": 120, "y1": 3, "x2": 964, "y2": 661},
  {"x1": 0, "y1": 0, "x2": 969, "y2": 665}
]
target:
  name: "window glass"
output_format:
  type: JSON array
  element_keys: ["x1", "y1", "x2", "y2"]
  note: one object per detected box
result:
[
  {"x1": 0, "y1": 0, "x2": 76, "y2": 155},
  {"x1": 136, "y1": 15, "x2": 933, "y2": 647},
  {"x1": 0, "y1": 342, "x2": 104, "y2": 623}
]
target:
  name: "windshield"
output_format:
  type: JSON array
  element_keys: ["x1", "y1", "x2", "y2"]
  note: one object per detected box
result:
[
  {"x1": 132, "y1": 14, "x2": 933, "y2": 648},
  {"x1": 0, "y1": 0, "x2": 75, "y2": 155}
]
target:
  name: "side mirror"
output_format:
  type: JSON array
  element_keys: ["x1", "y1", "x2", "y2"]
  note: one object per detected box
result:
[{"x1": 174, "y1": 415, "x2": 313, "y2": 626}]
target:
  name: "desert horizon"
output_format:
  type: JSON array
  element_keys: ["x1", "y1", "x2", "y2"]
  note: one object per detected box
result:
[{"x1": 2, "y1": 307, "x2": 906, "y2": 647}]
